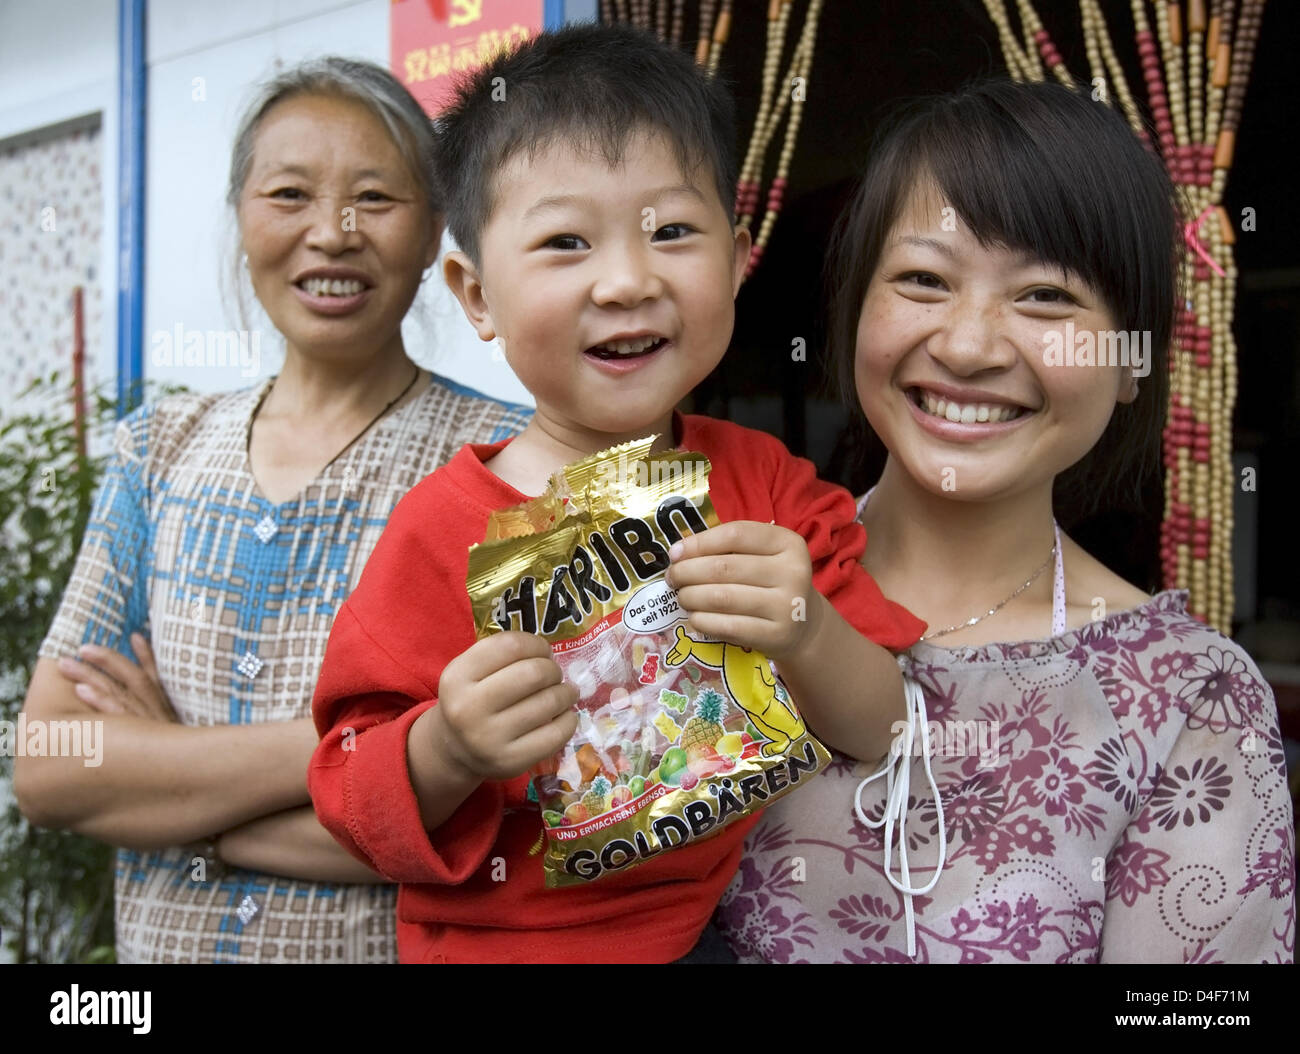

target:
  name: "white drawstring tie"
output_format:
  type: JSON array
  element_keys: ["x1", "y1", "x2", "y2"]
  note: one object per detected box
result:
[{"x1": 854, "y1": 673, "x2": 946, "y2": 959}]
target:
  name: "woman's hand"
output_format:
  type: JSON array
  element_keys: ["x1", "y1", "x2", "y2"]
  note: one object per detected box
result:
[{"x1": 56, "y1": 634, "x2": 179, "y2": 722}]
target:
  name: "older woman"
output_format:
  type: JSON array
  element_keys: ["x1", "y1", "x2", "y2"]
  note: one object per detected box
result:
[{"x1": 14, "y1": 57, "x2": 529, "y2": 963}]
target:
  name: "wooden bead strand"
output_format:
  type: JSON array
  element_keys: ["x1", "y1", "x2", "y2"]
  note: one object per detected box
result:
[
  {"x1": 983, "y1": 0, "x2": 1040, "y2": 81},
  {"x1": 749, "y1": 0, "x2": 823, "y2": 277},
  {"x1": 1084, "y1": 0, "x2": 1145, "y2": 136},
  {"x1": 1133, "y1": 0, "x2": 1177, "y2": 156},
  {"x1": 1015, "y1": 0, "x2": 1076, "y2": 85},
  {"x1": 1081, "y1": 0, "x2": 1107, "y2": 97},
  {"x1": 695, "y1": 0, "x2": 716, "y2": 66},
  {"x1": 736, "y1": 1, "x2": 793, "y2": 235},
  {"x1": 1189, "y1": 0, "x2": 1206, "y2": 148},
  {"x1": 669, "y1": 0, "x2": 684, "y2": 46},
  {"x1": 706, "y1": 0, "x2": 732, "y2": 74},
  {"x1": 1158, "y1": 3, "x2": 1192, "y2": 154}
]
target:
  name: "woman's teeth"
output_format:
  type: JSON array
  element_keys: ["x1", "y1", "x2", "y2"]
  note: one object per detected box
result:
[
  {"x1": 301, "y1": 278, "x2": 365, "y2": 297},
  {"x1": 590, "y1": 336, "x2": 664, "y2": 357},
  {"x1": 917, "y1": 390, "x2": 1023, "y2": 423}
]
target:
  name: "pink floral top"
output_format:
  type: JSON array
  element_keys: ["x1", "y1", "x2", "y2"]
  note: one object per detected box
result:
[{"x1": 716, "y1": 591, "x2": 1296, "y2": 963}]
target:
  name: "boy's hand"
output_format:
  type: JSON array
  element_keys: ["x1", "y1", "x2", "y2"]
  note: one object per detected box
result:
[
  {"x1": 666, "y1": 521, "x2": 820, "y2": 661},
  {"x1": 435, "y1": 632, "x2": 579, "y2": 782}
]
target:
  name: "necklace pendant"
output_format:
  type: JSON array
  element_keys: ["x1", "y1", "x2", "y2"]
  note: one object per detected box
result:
[{"x1": 253, "y1": 514, "x2": 278, "y2": 543}]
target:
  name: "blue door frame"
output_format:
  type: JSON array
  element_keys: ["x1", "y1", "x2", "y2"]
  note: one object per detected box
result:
[{"x1": 117, "y1": 0, "x2": 146, "y2": 417}]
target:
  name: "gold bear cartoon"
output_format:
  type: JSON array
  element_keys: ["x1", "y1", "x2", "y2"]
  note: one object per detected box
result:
[{"x1": 664, "y1": 625, "x2": 805, "y2": 757}]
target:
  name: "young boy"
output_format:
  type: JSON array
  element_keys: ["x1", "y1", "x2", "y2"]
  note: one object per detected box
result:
[{"x1": 308, "y1": 23, "x2": 925, "y2": 963}]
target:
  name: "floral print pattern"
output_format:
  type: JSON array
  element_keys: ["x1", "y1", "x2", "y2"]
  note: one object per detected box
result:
[
  {"x1": 716, "y1": 591, "x2": 1295, "y2": 963},
  {"x1": 1149, "y1": 756, "x2": 1232, "y2": 830}
]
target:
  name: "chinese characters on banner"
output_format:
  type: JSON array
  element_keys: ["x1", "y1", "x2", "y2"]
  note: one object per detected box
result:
[{"x1": 391, "y1": 0, "x2": 544, "y2": 116}]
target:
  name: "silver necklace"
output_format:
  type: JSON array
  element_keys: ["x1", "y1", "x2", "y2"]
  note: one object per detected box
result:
[{"x1": 920, "y1": 541, "x2": 1057, "y2": 641}]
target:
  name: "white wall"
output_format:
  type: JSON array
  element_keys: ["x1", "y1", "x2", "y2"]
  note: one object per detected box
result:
[{"x1": 1, "y1": 0, "x2": 537, "y2": 407}]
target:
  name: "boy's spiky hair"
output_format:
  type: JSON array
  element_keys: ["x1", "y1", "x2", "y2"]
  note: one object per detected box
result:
[{"x1": 434, "y1": 22, "x2": 738, "y2": 264}]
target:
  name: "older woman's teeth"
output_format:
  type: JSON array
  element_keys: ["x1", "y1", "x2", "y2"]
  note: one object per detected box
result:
[
  {"x1": 301, "y1": 278, "x2": 365, "y2": 297},
  {"x1": 920, "y1": 391, "x2": 1021, "y2": 423}
]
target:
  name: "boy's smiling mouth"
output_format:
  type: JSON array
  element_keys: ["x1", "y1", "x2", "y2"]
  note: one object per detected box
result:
[{"x1": 585, "y1": 332, "x2": 670, "y2": 361}]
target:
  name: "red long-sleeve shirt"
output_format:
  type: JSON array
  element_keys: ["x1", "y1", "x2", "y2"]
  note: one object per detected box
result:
[{"x1": 309, "y1": 413, "x2": 925, "y2": 962}]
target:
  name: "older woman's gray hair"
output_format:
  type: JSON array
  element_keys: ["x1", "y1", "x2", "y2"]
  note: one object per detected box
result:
[{"x1": 227, "y1": 56, "x2": 442, "y2": 217}]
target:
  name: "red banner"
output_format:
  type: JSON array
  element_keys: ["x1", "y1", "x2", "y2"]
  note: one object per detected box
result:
[{"x1": 390, "y1": 0, "x2": 544, "y2": 116}]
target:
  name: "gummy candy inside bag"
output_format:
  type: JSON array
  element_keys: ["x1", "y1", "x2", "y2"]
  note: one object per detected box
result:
[{"x1": 466, "y1": 437, "x2": 829, "y2": 887}]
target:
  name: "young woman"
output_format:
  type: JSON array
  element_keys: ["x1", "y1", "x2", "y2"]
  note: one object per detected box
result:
[
  {"x1": 15, "y1": 58, "x2": 530, "y2": 963},
  {"x1": 718, "y1": 80, "x2": 1294, "y2": 963}
]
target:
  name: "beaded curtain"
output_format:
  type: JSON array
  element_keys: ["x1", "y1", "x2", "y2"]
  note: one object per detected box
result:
[{"x1": 982, "y1": 0, "x2": 1264, "y2": 635}]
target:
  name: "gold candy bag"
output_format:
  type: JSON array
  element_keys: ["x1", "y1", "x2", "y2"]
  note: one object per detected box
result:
[{"x1": 467, "y1": 437, "x2": 830, "y2": 887}]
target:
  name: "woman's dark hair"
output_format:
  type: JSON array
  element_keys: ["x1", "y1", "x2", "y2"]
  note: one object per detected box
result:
[{"x1": 827, "y1": 78, "x2": 1181, "y2": 520}]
